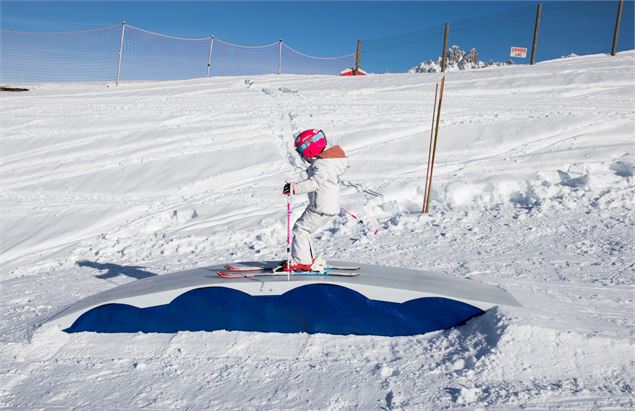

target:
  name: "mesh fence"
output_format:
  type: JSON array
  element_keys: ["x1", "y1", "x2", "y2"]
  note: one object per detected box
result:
[
  {"x1": 120, "y1": 25, "x2": 210, "y2": 81},
  {"x1": 1, "y1": 3, "x2": 632, "y2": 85},
  {"x1": 539, "y1": 1, "x2": 633, "y2": 61},
  {"x1": 0, "y1": 23, "x2": 355, "y2": 85},
  {"x1": 211, "y1": 39, "x2": 279, "y2": 77},
  {"x1": 363, "y1": 24, "x2": 445, "y2": 73},
  {"x1": 362, "y1": 1, "x2": 633, "y2": 74},
  {"x1": 281, "y1": 44, "x2": 356, "y2": 75},
  {"x1": 448, "y1": 6, "x2": 535, "y2": 65},
  {"x1": 362, "y1": 6, "x2": 538, "y2": 73},
  {"x1": 0, "y1": 25, "x2": 120, "y2": 83}
]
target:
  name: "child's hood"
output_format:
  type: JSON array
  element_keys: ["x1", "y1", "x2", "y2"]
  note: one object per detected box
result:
[{"x1": 317, "y1": 145, "x2": 346, "y2": 159}]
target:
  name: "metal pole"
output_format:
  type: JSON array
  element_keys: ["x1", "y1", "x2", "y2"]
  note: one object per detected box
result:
[
  {"x1": 278, "y1": 39, "x2": 283, "y2": 74},
  {"x1": 441, "y1": 23, "x2": 449, "y2": 73},
  {"x1": 611, "y1": 0, "x2": 624, "y2": 56},
  {"x1": 116, "y1": 21, "x2": 126, "y2": 86},
  {"x1": 423, "y1": 83, "x2": 439, "y2": 213},
  {"x1": 354, "y1": 40, "x2": 362, "y2": 75},
  {"x1": 206, "y1": 35, "x2": 215, "y2": 77},
  {"x1": 424, "y1": 76, "x2": 446, "y2": 214},
  {"x1": 530, "y1": 4, "x2": 542, "y2": 65}
]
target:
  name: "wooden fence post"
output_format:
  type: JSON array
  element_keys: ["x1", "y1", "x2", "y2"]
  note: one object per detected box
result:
[
  {"x1": 354, "y1": 40, "x2": 362, "y2": 75},
  {"x1": 611, "y1": 0, "x2": 624, "y2": 56},
  {"x1": 441, "y1": 23, "x2": 449, "y2": 72},
  {"x1": 530, "y1": 4, "x2": 542, "y2": 65}
]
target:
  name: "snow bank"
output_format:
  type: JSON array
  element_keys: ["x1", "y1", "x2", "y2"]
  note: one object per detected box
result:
[{"x1": 1, "y1": 51, "x2": 633, "y2": 409}]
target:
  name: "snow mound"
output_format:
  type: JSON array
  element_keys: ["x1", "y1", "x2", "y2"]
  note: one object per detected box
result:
[
  {"x1": 1, "y1": 50, "x2": 634, "y2": 409},
  {"x1": 610, "y1": 153, "x2": 634, "y2": 179},
  {"x1": 409, "y1": 45, "x2": 513, "y2": 73}
]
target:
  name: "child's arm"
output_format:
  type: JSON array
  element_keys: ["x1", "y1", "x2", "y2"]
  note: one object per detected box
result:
[{"x1": 292, "y1": 165, "x2": 330, "y2": 195}]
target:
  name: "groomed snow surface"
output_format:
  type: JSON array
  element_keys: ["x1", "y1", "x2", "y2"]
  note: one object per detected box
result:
[{"x1": 1, "y1": 51, "x2": 634, "y2": 410}]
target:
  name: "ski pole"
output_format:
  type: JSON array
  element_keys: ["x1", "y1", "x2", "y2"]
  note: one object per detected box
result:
[
  {"x1": 340, "y1": 207, "x2": 379, "y2": 235},
  {"x1": 423, "y1": 82, "x2": 439, "y2": 213},
  {"x1": 424, "y1": 75, "x2": 446, "y2": 214},
  {"x1": 286, "y1": 190, "x2": 292, "y2": 280}
]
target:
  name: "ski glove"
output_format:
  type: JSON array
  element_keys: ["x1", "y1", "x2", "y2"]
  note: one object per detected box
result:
[{"x1": 282, "y1": 183, "x2": 292, "y2": 195}]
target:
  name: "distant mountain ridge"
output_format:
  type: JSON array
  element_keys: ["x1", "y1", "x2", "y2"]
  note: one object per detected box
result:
[{"x1": 409, "y1": 45, "x2": 514, "y2": 73}]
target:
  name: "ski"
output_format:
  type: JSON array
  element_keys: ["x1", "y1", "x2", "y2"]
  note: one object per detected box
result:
[
  {"x1": 217, "y1": 269, "x2": 359, "y2": 278},
  {"x1": 223, "y1": 262, "x2": 360, "y2": 272}
]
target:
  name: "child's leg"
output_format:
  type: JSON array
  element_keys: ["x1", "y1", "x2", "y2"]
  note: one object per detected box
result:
[{"x1": 291, "y1": 209, "x2": 333, "y2": 264}]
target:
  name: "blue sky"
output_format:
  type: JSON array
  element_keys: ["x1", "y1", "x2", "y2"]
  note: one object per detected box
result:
[{"x1": 1, "y1": 1, "x2": 633, "y2": 74}]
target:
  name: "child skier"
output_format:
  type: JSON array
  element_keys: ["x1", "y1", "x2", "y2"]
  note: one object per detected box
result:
[{"x1": 281, "y1": 129, "x2": 348, "y2": 272}]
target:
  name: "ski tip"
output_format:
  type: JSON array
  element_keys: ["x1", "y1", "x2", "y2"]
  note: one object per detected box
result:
[{"x1": 217, "y1": 271, "x2": 251, "y2": 278}]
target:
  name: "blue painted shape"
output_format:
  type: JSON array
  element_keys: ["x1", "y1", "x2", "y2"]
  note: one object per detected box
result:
[{"x1": 65, "y1": 284, "x2": 484, "y2": 336}]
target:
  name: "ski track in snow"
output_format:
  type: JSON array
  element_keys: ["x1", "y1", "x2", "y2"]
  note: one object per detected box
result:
[{"x1": 0, "y1": 52, "x2": 634, "y2": 410}]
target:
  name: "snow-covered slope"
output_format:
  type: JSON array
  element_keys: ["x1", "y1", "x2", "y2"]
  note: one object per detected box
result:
[
  {"x1": 1, "y1": 51, "x2": 634, "y2": 409},
  {"x1": 409, "y1": 45, "x2": 513, "y2": 73}
]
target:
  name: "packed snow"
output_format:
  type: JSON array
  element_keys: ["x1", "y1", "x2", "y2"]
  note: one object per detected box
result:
[{"x1": 1, "y1": 51, "x2": 634, "y2": 410}]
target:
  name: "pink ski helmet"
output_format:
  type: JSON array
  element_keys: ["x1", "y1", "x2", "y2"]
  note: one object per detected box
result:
[{"x1": 294, "y1": 129, "x2": 327, "y2": 159}]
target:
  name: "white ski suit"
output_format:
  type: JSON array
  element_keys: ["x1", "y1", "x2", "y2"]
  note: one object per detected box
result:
[{"x1": 290, "y1": 145, "x2": 348, "y2": 264}]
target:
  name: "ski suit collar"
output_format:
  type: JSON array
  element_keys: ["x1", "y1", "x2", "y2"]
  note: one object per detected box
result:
[{"x1": 317, "y1": 145, "x2": 346, "y2": 159}]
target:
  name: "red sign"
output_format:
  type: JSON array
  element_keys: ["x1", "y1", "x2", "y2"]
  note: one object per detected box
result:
[{"x1": 510, "y1": 47, "x2": 528, "y2": 58}]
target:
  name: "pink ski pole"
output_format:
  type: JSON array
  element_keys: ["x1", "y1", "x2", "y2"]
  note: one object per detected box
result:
[
  {"x1": 340, "y1": 207, "x2": 379, "y2": 235},
  {"x1": 286, "y1": 191, "x2": 292, "y2": 280}
]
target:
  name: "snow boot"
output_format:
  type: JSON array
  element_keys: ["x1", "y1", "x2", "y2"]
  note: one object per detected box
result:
[
  {"x1": 279, "y1": 262, "x2": 313, "y2": 272},
  {"x1": 311, "y1": 256, "x2": 327, "y2": 272}
]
